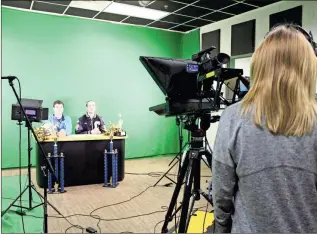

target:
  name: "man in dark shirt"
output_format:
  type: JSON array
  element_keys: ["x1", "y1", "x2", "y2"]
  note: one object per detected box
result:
[{"x1": 75, "y1": 100, "x2": 106, "y2": 134}]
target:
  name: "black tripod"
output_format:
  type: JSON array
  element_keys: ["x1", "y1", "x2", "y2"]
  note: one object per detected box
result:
[
  {"x1": 2, "y1": 121, "x2": 62, "y2": 216},
  {"x1": 161, "y1": 122, "x2": 213, "y2": 233},
  {"x1": 1, "y1": 76, "x2": 59, "y2": 233},
  {"x1": 153, "y1": 116, "x2": 186, "y2": 187}
]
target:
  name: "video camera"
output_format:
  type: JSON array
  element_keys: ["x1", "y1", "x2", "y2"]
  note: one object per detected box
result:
[{"x1": 140, "y1": 47, "x2": 249, "y2": 123}]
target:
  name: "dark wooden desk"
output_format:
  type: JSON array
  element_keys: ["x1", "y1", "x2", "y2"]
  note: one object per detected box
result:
[{"x1": 36, "y1": 135, "x2": 126, "y2": 188}]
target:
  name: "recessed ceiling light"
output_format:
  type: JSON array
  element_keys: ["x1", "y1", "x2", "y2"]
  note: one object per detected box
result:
[
  {"x1": 139, "y1": 1, "x2": 151, "y2": 7},
  {"x1": 103, "y1": 2, "x2": 169, "y2": 20},
  {"x1": 69, "y1": 1, "x2": 112, "y2": 12}
]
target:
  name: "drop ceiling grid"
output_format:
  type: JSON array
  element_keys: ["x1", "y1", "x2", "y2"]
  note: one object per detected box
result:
[{"x1": 1, "y1": 0, "x2": 281, "y2": 33}]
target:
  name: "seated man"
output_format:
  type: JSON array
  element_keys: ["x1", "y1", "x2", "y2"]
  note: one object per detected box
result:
[
  {"x1": 47, "y1": 100, "x2": 72, "y2": 136},
  {"x1": 75, "y1": 100, "x2": 106, "y2": 134}
]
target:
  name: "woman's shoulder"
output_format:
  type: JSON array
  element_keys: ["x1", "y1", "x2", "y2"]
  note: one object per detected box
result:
[{"x1": 220, "y1": 102, "x2": 243, "y2": 122}]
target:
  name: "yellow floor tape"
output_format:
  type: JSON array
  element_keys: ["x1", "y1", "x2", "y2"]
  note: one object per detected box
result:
[{"x1": 173, "y1": 211, "x2": 214, "y2": 233}]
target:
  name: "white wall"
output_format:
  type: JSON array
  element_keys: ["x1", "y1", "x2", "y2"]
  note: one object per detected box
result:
[{"x1": 202, "y1": 1, "x2": 317, "y2": 148}]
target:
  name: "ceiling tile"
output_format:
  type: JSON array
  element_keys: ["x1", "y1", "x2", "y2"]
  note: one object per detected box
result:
[
  {"x1": 38, "y1": 0, "x2": 71, "y2": 6},
  {"x1": 32, "y1": 1, "x2": 67, "y2": 13},
  {"x1": 185, "y1": 18, "x2": 212, "y2": 27},
  {"x1": 69, "y1": 1, "x2": 111, "y2": 12},
  {"x1": 65, "y1": 7, "x2": 98, "y2": 18},
  {"x1": 2, "y1": 0, "x2": 32, "y2": 9},
  {"x1": 244, "y1": 0, "x2": 280, "y2": 7},
  {"x1": 201, "y1": 11, "x2": 233, "y2": 21},
  {"x1": 147, "y1": 1, "x2": 184, "y2": 12},
  {"x1": 150, "y1": 21, "x2": 178, "y2": 29},
  {"x1": 193, "y1": 0, "x2": 237, "y2": 10},
  {"x1": 171, "y1": 24, "x2": 196, "y2": 32},
  {"x1": 176, "y1": 5, "x2": 211, "y2": 17},
  {"x1": 95, "y1": 12, "x2": 127, "y2": 22},
  {"x1": 123, "y1": 16, "x2": 154, "y2": 25},
  {"x1": 172, "y1": 0, "x2": 199, "y2": 4},
  {"x1": 161, "y1": 13, "x2": 194, "y2": 24},
  {"x1": 222, "y1": 2, "x2": 257, "y2": 14}
]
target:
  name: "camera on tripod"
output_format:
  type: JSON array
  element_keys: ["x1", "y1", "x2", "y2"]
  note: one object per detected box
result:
[{"x1": 140, "y1": 47, "x2": 248, "y2": 233}]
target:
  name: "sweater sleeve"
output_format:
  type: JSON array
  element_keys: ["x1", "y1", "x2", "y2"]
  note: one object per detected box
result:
[{"x1": 212, "y1": 111, "x2": 237, "y2": 233}]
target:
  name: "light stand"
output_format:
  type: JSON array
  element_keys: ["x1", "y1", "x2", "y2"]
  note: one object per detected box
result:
[
  {"x1": 1, "y1": 76, "x2": 60, "y2": 233},
  {"x1": 153, "y1": 116, "x2": 187, "y2": 187}
]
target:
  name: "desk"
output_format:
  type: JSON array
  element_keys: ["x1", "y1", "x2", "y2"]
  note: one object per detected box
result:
[{"x1": 36, "y1": 135, "x2": 127, "y2": 188}]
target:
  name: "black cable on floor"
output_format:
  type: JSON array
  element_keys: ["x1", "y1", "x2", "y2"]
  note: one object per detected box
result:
[
  {"x1": 203, "y1": 202, "x2": 209, "y2": 233},
  {"x1": 94, "y1": 214, "x2": 102, "y2": 233},
  {"x1": 22, "y1": 184, "x2": 165, "y2": 233},
  {"x1": 24, "y1": 208, "x2": 168, "y2": 232},
  {"x1": 89, "y1": 185, "x2": 154, "y2": 216},
  {"x1": 125, "y1": 171, "x2": 211, "y2": 178},
  {"x1": 22, "y1": 186, "x2": 212, "y2": 233},
  {"x1": 64, "y1": 224, "x2": 84, "y2": 233},
  {"x1": 7, "y1": 169, "x2": 212, "y2": 233}
]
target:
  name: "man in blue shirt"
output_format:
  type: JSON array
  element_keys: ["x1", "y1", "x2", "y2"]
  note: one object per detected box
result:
[{"x1": 47, "y1": 100, "x2": 72, "y2": 136}]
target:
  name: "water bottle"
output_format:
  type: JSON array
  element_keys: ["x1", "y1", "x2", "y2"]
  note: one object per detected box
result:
[{"x1": 118, "y1": 114, "x2": 123, "y2": 131}]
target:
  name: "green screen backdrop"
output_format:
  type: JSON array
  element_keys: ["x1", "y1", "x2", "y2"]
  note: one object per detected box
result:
[{"x1": 1, "y1": 7, "x2": 200, "y2": 169}]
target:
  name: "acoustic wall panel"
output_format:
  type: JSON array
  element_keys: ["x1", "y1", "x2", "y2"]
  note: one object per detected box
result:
[
  {"x1": 269, "y1": 6, "x2": 302, "y2": 29},
  {"x1": 231, "y1": 19, "x2": 255, "y2": 56},
  {"x1": 202, "y1": 29, "x2": 220, "y2": 55}
]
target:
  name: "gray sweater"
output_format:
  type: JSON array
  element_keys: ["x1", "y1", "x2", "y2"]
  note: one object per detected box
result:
[{"x1": 211, "y1": 103, "x2": 317, "y2": 233}]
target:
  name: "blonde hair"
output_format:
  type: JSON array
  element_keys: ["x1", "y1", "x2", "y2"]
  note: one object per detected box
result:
[{"x1": 241, "y1": 24, "x2": 317, "y2": 136}]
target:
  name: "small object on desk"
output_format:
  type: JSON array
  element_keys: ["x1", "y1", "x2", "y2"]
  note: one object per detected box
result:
[{"x1": 114, "y1": 131, "x2": 126, "y2": 137}]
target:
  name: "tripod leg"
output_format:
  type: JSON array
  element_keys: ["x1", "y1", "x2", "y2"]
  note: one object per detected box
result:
[
  {"x1": 185, "y1": 192, "x2": 198, "y2": 232},
  {"x1": 43, "y1": 182, "x2": 48, "y2": 233},
  {"x1": 184, "y1": 155, "x2": 202, "y2": 231},
  {"x1": 1, "y1": 186, "x2": 28, "y2": 217},
  {"x1": 27, "y1": 127, "x2": 33, "y2": 209},
  {"x1": 194, "y1": 152, "x2": 201, "y2": 201},
  {"x1": 178, "y1": 152, "x2": 196, "y2": 233},
  {"x1": 153, "y1": 159, "x2": 178, "y2": 187},
  {"x1": 161, "y1": 153, "x2": 190, "y2": 233},
  {"x1": 31, "y1": 186, "x2": 62, "y2": 216}
]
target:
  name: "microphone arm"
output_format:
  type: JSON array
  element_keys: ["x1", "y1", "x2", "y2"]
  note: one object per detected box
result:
[{"x1": 2, "y1": 76, "x2": 17, "y2": 82}]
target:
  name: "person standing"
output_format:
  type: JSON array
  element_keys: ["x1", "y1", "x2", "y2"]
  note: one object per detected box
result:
[
  {"x1": 75, "y1": 100, "x2": 106, "y2": 134},
  {"x1": 211, "y1": 24, "x2": 317, "y2": 233}
]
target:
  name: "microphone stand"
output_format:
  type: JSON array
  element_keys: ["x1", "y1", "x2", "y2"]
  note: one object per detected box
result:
[{"x1": 1, "y1": 77, "x2": 58, "y2": 233}]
